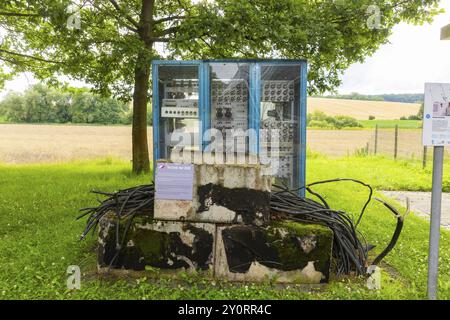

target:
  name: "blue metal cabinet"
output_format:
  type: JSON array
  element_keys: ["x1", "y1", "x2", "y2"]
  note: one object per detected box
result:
[{"x1": 152, "y1": 59, "x2": 307, "y2": 195}]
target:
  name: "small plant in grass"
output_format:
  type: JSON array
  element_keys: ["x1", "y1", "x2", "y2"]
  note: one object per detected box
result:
[{"x1": 354, "y1": 147, "x2": 369, "y2": 157}]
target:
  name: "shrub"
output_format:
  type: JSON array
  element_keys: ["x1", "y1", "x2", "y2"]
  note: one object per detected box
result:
[
  {"x1": 308, "y1": 120, "x2": 333, "y2": 128},
  {"x1": 332, "y1": 115, "x2": 362, "y2": 129},
  {"x1": 307, "y1": 111, "x2": 362, "y2": 129},
  {"x1": 408, "y1": 115, "x2": 421, "y2": 120}
]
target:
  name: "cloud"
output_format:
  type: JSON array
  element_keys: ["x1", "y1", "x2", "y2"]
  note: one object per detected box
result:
[{"x1": 338, "y1": 1, "x2": 450, "y2": 95}]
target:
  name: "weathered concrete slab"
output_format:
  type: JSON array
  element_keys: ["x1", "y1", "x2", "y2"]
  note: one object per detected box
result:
[
  {"x1": 98, "y1": 215, "x2": 334, "y2": 284},
  {"x1": 98, "y1": 215, "x2": 215, "y2": 271},
  {"x1": 214, "y1": 222, "x2": 333, "y2": 284},
  {"x1": 381, "y1": 190, "x2": 450, "y2": 230},
  {"x1": 155, "y1": 161, "x2": 271, "y2": 225}
]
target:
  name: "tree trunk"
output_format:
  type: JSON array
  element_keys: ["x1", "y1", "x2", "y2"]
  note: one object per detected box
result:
[
  {"x1": 132, "y1": 55, "x2": 151, "y2": 174},
  {"x1": 131, "y1": 0, "x2": 154, "y2": 174}
]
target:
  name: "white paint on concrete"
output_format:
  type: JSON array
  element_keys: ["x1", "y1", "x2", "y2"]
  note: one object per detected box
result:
[
  {"x1": 213, "y1": 226, "x2": 326, "y2": 284},
  {"x1": 197, "y1": 205, "x2": 237, "y2": 223},
  {"x1": 154, "y1": 161, "x2": 271, "y2": 223}
]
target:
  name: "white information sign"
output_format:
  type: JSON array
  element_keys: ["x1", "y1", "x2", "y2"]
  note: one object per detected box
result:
[
  {"x1": 423, "y1": 83, "x2": 450, "y2": 146},
  {"x1": 155, "y1": 163, "x2": 194, "y2": 201}
]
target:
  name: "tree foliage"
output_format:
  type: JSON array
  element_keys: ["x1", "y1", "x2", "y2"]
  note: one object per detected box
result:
[
  {"x1": 0, "y1": 0, "x2": 442, "y2": 95},
  {"x1": 0, "y1": 84, "x2": 131, "y2": 124},
  {"x1": 0, "y1": 0, "x2": 443, "y2": 172}
]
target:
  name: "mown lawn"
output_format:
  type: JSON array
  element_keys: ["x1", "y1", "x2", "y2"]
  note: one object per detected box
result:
[{"x1": 0, "y1": 156, "x2": 449, "y2": 300}]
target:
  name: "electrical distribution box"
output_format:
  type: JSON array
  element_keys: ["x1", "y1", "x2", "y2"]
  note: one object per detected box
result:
[{"x1": 152, "y1": 60, "x2": 307, "y2": 194}]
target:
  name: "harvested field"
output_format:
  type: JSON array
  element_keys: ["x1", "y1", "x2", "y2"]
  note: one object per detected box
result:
[
  {"x1": 308, "y1": 98, "x2": 421, "y2": 120},
  {"x1": 0, "y1": 124, "x2": 436, "y2": 163},
  {"x1": 307, "y1": 129, "x2": 374, "y2": 156},
  {"x1": 0, "y1": 124, "x2": 147, "y2": 164}
]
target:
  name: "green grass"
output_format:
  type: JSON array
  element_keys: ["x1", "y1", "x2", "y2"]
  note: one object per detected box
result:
[
  {"x1": 308, "y1": 153, "x2": 450, "y2": 192},
  {"x1": 359, "y1": 120, "x2": 422, "y2": 129},
  {"x1": 0, "y1": 155, "x2": 449, "y2": 300}
]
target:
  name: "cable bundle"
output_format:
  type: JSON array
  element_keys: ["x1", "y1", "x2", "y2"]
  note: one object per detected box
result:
[
  {"x1": 79, "y1": 179, "x2": 404, "y2": 276},
  {"x1": 77, "y1": 184, "x2": 154, "y2": 240},
  {"x1": 271, "y1": 180, "x2": 372, "y2": 276}
]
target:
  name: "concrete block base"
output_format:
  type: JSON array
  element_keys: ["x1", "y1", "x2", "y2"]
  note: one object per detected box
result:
[
  {"x1": 215, "y1": 223, "x2": 333, "y2": 283},
  {"x1": 98, "y1": 215, "x2": 215, "y2": 271},
  {"x1": 98, "y1": 215, "x2": 333, "y2": 284}
]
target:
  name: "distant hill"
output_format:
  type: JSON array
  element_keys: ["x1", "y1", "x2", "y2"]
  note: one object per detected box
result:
[
  {"x1": 307, "y1": 98, "x2": 421, "y2": 120},
  {"x1": 315, "y1": 93, "x2": 424, "y2": 104}
]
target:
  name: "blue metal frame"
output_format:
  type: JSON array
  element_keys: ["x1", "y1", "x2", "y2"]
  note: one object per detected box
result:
[
  {"x1": 152, "y1": 63, "x2": 159, "y2": 164},
  {"x1": 200, "y1": 62, "x2": 210, "y2": 151},
  {"x1": 248, "y1": 63, "x2": 261, "y2": 155},
  {"x1": 254, "y1": 60, "x2": 308, "y2": 196},
  {"x1": 152, "y1": 60, "x2": 202, "y2": 166},
  {"x1": 299, "y1": 61, "x2": 308, "y2": 197},
  {"x1": 151, "y1": 59, "x2": 307, "y2": 194}
]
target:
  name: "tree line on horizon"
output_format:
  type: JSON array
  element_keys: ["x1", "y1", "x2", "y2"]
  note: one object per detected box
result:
[
  {"x1": 0, "y1": 84, "x2": 151, "y2": 125},
  {"x1": 316, "y1": 92, "x2": 424, "y2": 104},
  {"x1": 0, "y1": 84, "x2": 423, "y2": 125}
]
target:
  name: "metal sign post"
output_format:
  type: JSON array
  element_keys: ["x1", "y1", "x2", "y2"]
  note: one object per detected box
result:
[
  {"x1": 426, "y1": 25, "x2": 450, "y2": 299},
  {"x1": 427, "y1": 146, "x2": 444, "y2": 300},
  {"x1": 423, "y1": 82, "x2": 450, "y2": 299}
]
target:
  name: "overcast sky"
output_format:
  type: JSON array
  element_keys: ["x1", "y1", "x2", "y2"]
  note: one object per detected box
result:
[
  {"x1": 1, "y1": 1, "x2": 450, "y2": 97},
  {"x1": 337, "y1": 0, "x2": 450, "y2": 94}
]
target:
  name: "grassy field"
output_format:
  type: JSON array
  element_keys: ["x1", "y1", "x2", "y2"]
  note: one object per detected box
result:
[
  {"x1": 0, "y1": 155, "x2": 449, "y2": 300},
  {"x1": 359, "y1": 120, "x2": 422, "y2": 129},
  {"x1": 308, "y1": 98, "x2": 421, "y2": 120}
]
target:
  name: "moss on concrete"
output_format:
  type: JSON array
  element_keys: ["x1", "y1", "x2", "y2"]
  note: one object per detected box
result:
[
  {"x1": 134, "y1": 229, "x2": 170, "y2": 265},
  {"x1": 99, "y1": 215, "x2": 214, "y2": 271},
  {"x1": 277, "y1": 220, "x2": 333, "y2": 238},
  {"x1": 99, "y1": 213, "x2": 332, "y2": 282},
  {"x1": 266, "y1": 221, "x2": 333, "y2": 277}
]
